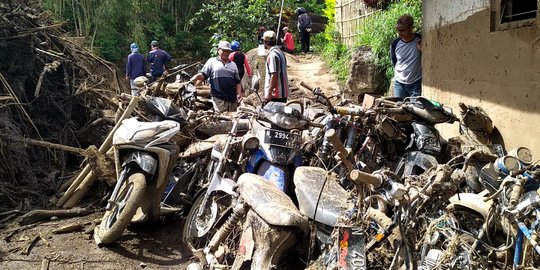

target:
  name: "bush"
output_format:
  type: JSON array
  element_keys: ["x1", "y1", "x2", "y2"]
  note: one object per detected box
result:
[
  {"x1": 355, "y1": 0, "x2": 422, "y2": 83},
  {"x1": 313, "y1": 0, "x2": 351, "y2": 82}
]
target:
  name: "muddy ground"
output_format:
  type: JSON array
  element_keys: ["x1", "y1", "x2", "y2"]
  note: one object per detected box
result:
[{"x1": 0, "y1": 53, "x2": 341, "y2": 270}]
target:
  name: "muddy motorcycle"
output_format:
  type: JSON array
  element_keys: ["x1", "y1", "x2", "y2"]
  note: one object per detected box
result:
[
  {"x1": 94, "y1": 94, "x2": 193, "y2": 245},
  {"x1": 183, "y1": 101, "x2": 309, "y2": 252}
]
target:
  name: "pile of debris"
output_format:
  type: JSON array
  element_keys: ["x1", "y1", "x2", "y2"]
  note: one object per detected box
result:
[{"x1": 0, "y1": 1, "x2": 126, "y2": 210}]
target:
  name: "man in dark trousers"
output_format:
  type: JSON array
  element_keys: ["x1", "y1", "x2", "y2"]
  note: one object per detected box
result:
[
  {"x1": 297, "y1": 7, "x2": 312, "y2": 54},
  {"x1": 263, "y1": 31, "x2": 289, "y2": 103},
  {"x1": 390, "y1": 15, "x2": 422, "y2": 98},
  {"x1": 125, "y1": 43, "x2": 145, "y2": 96},
  {"x1": 147, "y1": 40, "x2": 171, "y2": 82}
]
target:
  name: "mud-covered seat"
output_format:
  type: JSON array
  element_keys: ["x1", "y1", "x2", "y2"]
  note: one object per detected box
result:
[{"x1": 293, "y1": 166, "x2": 349, "y2": 226}]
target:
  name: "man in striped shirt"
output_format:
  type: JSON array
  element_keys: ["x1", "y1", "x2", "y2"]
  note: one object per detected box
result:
[{"x1": 263, "y1": 30, "x2": 289, "y2": 103}]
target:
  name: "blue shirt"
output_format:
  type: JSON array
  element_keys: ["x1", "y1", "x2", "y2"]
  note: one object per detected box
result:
[
  {"x1": 126, "y1": 53, "x2": 146, "y2": 80},
  {"x1": 201, "y1": 57, "x2": 240, "y2": 102},
  {"x1": 147, "y1": 49, "x2": 171, "y2": 77}
]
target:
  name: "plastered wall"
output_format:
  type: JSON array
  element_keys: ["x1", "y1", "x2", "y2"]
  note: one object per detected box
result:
[{"x1": 422, "y1": 0, "x2": 540, "y2": 155}]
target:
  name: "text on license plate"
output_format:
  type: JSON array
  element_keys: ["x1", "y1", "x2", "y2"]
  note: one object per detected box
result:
[{"x1": 263, "y1": 129, "x2": 302, "y2": 149}]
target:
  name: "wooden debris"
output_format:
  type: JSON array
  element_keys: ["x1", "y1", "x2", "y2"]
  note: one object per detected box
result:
[
  {"x1": 52, "y1": 222, "x2": 85, "y2": 234},
  {"x1": 41, "y1": 257, "x2": 50, "y2": 270},
  {"x1": 19, "y1": 207, "x2": 93, "y2": 225},
  {"x1": 0, "y1": 135, "x2": 87, "y2": 155},
  {"x1": 21, "y1": 235, "x2": 40, "y2": 255},
  {"x1": 57, "y1": 96, "x2": 140, "y2": 208}
]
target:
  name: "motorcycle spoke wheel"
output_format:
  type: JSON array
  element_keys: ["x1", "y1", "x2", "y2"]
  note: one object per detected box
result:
[
  {"x1": 94, "y1": 173, "x2": 146, "y2": 245},
  {"x1": 183, "y1": 192, "x2": 232, "y2": 252}
]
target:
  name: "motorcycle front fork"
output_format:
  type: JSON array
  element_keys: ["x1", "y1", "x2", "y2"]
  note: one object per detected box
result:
[{"x1": 105, "y1": 167, "x2": 130, "y2": 211}]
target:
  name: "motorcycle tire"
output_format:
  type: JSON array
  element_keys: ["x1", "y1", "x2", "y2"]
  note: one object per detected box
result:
[
  {"x1": 182, "y1": 191, "x2": 232, "y2": 252},
  {"x1": 94, "y1": 173, "x2": 146, "y2": 245}
]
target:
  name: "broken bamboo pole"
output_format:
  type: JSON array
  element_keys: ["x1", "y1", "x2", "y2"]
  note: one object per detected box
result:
[{"x1": 57, "y1": 96, "x2": 140, "y2": 208}]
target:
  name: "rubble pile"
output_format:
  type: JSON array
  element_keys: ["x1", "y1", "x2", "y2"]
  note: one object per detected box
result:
[{"x1": 0, "y1": 0, "x2": 126, "y2": 210}]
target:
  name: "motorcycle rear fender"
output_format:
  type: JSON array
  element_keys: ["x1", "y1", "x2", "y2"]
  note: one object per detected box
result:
[
  {"x1": 235, "y1": 210, "x2": 298, "y2": 269},
  {"x1": 446, "y1": 191, "x2": 493, "y2": 219}
]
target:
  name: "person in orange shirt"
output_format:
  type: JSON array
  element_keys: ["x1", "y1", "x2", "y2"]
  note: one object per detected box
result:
[{"x1": 281, "y1": 27, "x2": 295, "y2": 54}]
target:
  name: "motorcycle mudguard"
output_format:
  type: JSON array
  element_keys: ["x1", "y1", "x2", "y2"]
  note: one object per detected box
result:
[
  {"x1": 293, "y1": 166, "x2": 348, "y2": 226},
  {"x1": 247, "y1": 149, "x2": 266, "y2": 173},
  {"x1": 446, "y1": 191, "x2": 492, "y2": 219},
  {"x1": 235, "y1": 210, "x2": 298, "y2": 269},
  {"x1": 122, "y1": 151, "x2": 158, "y2": 175},
  {"x1": 256, "y1": 160, "x2": 288, "y2": 192},
  {"x1": 237, "y1": 173, "x2": 309, "y2": 233}
]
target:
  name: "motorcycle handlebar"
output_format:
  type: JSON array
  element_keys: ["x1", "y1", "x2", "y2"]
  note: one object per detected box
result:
[
  {"x1": 325, "y1": 129, "x2": 354, "y2": 171},
  {"x1": 349, "y1": 170, "x2": 383, "y2": 189}
]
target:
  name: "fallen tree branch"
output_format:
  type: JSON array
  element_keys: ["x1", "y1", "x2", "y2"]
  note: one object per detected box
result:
[
  {"x1": 0, "y1": 134, "x2": 87, "y2": 155},
  {"x1": 19, "y1": 207, "x2": 93, "y2": 225}
]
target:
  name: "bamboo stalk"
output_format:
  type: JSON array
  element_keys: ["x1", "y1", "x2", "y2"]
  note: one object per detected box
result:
[{"x1": 58, "y1": 96, "x2": 140, "y2": 208}]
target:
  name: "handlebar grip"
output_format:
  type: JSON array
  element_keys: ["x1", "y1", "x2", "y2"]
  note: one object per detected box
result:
[
  {"x1": 334, "y1": 106, "x2": 364, "y2": 116},
  {"x1": 509, "y1": 183, "x2": 524, "y2": 206},
  {"x1": 325, "y1": 129, "x2": 353, "y2": 171},
  {"x1": 350, "y1": 170, "x2": 383, "y2": 188}
]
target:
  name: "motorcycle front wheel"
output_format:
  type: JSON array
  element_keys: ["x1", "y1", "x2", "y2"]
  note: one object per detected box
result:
[
  {"x1": 94, "y1": 173, "x2": 146, "y2": 245},
  {"x1": 183, "y1": 191, "x2": 232, "y2": 252}
]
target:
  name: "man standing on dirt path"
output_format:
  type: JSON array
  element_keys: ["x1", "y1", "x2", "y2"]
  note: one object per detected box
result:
[
  {"x1": 390, "y1": 15, "x2": 422, "y2": 98},
  {"x1": 125, "y1": 43, "x2": 145, "y2": 96},
  {"x1": 147, "y1": 40, "x2": 171, "y2": 82},
  {"x1": 297, "y1": 7, "x2": 312, "y2": 54},
  {"x1": 263, "y1": 30, "x2": 289, "y2": 103},
  {"x1": 190, "y1": 41, "x2": 242, "y2": 112}
]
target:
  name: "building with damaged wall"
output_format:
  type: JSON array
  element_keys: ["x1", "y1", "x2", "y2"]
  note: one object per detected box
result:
[{"x1": 421, "y1": 0, "x2": 540, "y2": 154}]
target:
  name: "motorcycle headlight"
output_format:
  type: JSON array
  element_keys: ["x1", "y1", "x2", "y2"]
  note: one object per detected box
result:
[{"x1": 242, "y1": 134, "x2": 259, "y2": 150}]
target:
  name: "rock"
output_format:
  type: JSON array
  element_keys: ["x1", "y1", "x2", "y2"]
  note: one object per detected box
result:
[
  {"x1": 346, "y1": 46, "x2": 387, "y2": 95},
  {"x1": 139, "y1": 262, "x2": 147, "y2": 268}
]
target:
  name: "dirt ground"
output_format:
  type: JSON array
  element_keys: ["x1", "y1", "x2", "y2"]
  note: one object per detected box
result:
[{"x1": 0, "y1": 53, "x2": 340, "y2": 270}]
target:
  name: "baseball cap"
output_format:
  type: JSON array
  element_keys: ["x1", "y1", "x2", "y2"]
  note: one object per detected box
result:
[
  {"x1": 263, "y1": 30, "x2": 276, "y2": 41},
  {"x1": 130, "y1": 43, "x2": 138, "y2": 49},
  {"x1": 150, "y1": 40, "x2": 159, "y2": 46},
  {"x1": 283, "y1": 26, "x2": 289, "y2": 31},
  {"x1": 217, "y1": 40, "x2": 232, "y2": 51}
]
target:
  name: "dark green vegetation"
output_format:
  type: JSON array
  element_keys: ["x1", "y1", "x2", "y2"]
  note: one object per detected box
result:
[
  {"x1": 43, "y1": 0, "x2": 325, "y2": 62},
  {"x1": 43, "y1": 0, "x2": 421, "y2": 87}
]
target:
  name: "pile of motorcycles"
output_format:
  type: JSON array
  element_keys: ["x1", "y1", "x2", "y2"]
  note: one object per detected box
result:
[{"x1": 92, "y1": 74, "x2": 540, "y2": 270}]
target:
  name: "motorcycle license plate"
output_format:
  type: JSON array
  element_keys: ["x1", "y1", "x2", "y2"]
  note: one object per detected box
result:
[
  {"x1": 338, "y1": 227, "x2": 366, "y2": 270},
  {"x1": 263, "y1": 129, "x2": 302, "y2": 149}
]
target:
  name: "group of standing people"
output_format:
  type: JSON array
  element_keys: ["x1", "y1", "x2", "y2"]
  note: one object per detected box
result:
[
  {"x1": 125, "y1": 40, "x2": 172, "y2": 96},
  {"x1": 126, "y1": 12, "x2": 421, "y2": 113},
  {"x1": 190, "y1": 30, "x2": 289, "y2": 113}
]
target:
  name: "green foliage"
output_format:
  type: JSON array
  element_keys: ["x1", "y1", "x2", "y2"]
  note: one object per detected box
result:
[
  {"x1": 356, "y1": 0, "x2": 422, "y2": 82},
  {"x1": 312, "y1": 0, "x2": 350, "y2": 82}
]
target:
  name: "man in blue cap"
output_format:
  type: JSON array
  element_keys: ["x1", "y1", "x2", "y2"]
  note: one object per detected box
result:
[
  {"x1": 147, "y1": 40, "x2": 172, "y2": 82},
  {"x1": 125, "y1": 43, "x2": 146, "y2": 96}
]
